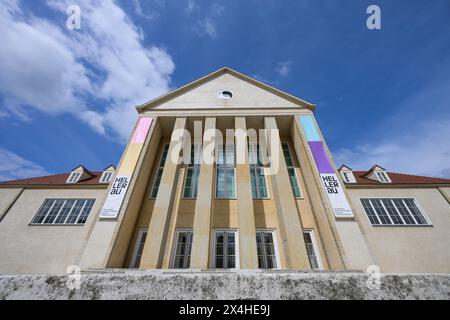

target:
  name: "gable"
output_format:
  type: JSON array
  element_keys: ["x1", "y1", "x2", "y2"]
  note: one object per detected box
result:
[
  {"x1": 137, "y1": 67, "x2": 315, "y2": 112},
  {"x1": 339, "y1": 165, "x2": 353, "y2": 171}
]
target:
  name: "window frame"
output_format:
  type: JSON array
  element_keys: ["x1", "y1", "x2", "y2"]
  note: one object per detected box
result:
[
  {"x1": 248, "y1": 142, "x2": 270, "y2": 199},
  {"x1": 29, "y1": 198, "x2": 96, "y2": 226},
  {"x1": 359, "y1": 197, "x2": 432, "y2": 227},
  {"x1": 375, "y1": 171, "x2": 390, "y2": 183},
  {"x1": 255, "y1": 229, "x2": 281, "y2": 270},
  {"x1": 341, "y1": 171, "x2": 356, "y2": 183},
  {"x1": 100, "y1": 171, "x2": 114, "y2": 184},
  {"x1": 150, "y1": 143, "x2": 170, "y2": 199},
  {"x1": 211, "y1": 229, "x2": 240, "y2": 269},
  {"x1": 170, "y1": 228, "x2": 194, "y2": 269},
  {"x1": 215, "y1": 143, "x2": 237, "y2": 199},
  {"x1": 342, "y1": 172, "x2": 350, "y2": 183},
  {"x1": 129, "y1": 228, "x2": 148, "y2": 268},
  {"x1": 302, "y1": 229, "x2": 324, "y2": 270},
  {"x1": 281, "y1": 142, "x2": 303, "y2": 198},
  {"x1": 182, "y1": 144, "x2": 202, "y2": 199},
  {"x1": 67, "y1": 171, "x2": 81, "y2": 184}
]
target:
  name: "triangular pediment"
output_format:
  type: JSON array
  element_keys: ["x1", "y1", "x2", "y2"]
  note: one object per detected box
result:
[{"x1": 137, "y1": 67, "x2": 315, "y2": 112}]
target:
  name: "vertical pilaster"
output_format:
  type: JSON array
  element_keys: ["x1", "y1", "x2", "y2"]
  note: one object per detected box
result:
[
  {"x1": 290, "y1": 116, "x2": 346, "y2": 270},
  {"x1": 190, "y1": 117, "x2": 216, "y2": 269},
  {"x1": 235, "y1": 117, "x2": 258, "y2": 268},
  {"x1": 139, "y1": 117, "x2": 187, "y2": 269},
  {"x1": 78, "y1": 116, "x2": 157, "y2": 270},
  {"x1": 264, "y1": 117, "x2": 310, "y2": 270},
  {"x1": 161, "y1": 165, "x2": 186, "y2": 268}
]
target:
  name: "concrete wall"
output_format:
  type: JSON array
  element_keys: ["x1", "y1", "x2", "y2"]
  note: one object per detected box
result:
[
  {"x1": 346, "y1": 187, "x2": 450, "y2": 272},
  {"x1": 0, "y1": 188, "x2": 106, "y2": 274},
  {"x1": 1, "y1": 270, "x2": 449, "y2": 300}
]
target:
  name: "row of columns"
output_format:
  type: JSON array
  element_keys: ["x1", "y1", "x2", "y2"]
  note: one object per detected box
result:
[{"x1": 140, "y1": 116, "x2": 310, "y2": 269}]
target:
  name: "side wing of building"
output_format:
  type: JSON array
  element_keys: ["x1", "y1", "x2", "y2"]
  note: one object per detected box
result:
[{"x1": 0, "y1": 172, "x2": 108, "y2": 274}]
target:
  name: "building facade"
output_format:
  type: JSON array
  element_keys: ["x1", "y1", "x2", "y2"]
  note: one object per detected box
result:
[{"x1": 0, "y1": 67, "x2": 449, "y2": 274}]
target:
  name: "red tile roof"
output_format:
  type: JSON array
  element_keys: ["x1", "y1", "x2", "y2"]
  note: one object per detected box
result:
[
  {"x1": 1, "y1": 169, "x2": 449, "y2": 187},
  {"x1": 0, "y1": 172, "x2": 104, "y2": 186},
  {"x1": 349, "y1": 171, "x2": 450, "y2": 185}
]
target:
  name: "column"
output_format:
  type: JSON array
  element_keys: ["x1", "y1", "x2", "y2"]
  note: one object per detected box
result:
[
  {"x1": 190, "y1": 117, "x2": 216, "y2": 269},
  {"x1": 290, "y1": 116, "x2": 346, "y2": 270},
  {"x1": 264, "y1": 117, "x2": 310, "y2": 270},
  {"x1": 139, "y1": 117, "x2": 187, "y2": 269},
  {"x1": 235, "y1": 117, "x2": 258, "y2": 268},
  {"x1": 78, "y1": 116, "x2": 157, "y2": 269}
]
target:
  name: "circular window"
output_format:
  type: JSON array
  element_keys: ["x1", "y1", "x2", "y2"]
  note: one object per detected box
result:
[{"x1": 218, "y1": 90, "x2": 233, "y2": 100}]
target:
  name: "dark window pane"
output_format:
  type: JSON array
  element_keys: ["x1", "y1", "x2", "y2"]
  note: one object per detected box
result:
[
  {"x1": 43, "y1": 199, "x2": 64, "y2": 223},
  {"x1": 371, "y1": 199, "x2": 392, "y2": 224},
  {"x1": 381, "y1": 199, "x2": 403, "y2": 224},
  {"x1": 55, "y1": 200, "x2": 76, "y2": 224},
  {"x1": 404, "y1": 199, "x2": 428, "y2": 225},
  {"x1": 361, "y1": 199, "x2": 380, "y2": 225},
  {"x1": 32, "y1": 199, "x2": 54, "y2": 224}
]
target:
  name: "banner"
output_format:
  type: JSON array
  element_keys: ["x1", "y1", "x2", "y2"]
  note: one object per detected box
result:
[
  {"x1": 299, "y1": 115, "x2": 353, "y2": 217},
  {"x1": 99, "y1": 117, "x2": 153, "y2": 219},
  {"x1": 99, "y1": 175, "x2": 131, "y2": 218}
]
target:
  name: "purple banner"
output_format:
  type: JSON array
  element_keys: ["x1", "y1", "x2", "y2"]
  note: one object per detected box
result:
[
  {"x1": 308, "y1": 141, "x2": 335, "y2": 174},
  {"x1": 131, "y1": 117, "x2": 153, "y2": 144}
]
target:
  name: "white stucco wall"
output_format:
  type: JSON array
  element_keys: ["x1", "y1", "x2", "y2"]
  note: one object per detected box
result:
[
  {"x1": 0, "y1": 188, "x2": 106, "y2": 274},
  {"x1": 346, "y1": 187, "x2": 450, "y2": 273},
  {"x1": 0, "y1": 188, "x2": 22, "y2": 220}
]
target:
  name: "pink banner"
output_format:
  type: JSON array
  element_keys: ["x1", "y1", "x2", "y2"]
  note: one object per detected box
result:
[{"x1": 131, "y1": 117, "x2": 153, "y2": 144}]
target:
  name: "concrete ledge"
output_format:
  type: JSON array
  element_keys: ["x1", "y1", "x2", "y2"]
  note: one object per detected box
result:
[{"x1": 0, "y1": 270, "x2": 449, "y2": 300}]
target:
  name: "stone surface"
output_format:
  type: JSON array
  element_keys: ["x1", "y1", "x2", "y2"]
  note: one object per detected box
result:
[{"x1": 0, "y1": 270, "x2": 449, "y2": 300}]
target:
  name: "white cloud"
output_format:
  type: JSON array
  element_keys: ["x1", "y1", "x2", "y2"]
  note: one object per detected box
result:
[
  {"x1": 193, "y1": 3, "x2": 225, "y2": 39},
  {"x1": 132, "y1": 0, "x2": 162, "y2": 20},
  {"x1": 333, "y1": 120, "x2": 450, "y2": 178},
  {"x1": 275, "y1": 61, "x2": 291, "y2": 77},
  {"x1": 0, "y1": 148, "x2": 49, "y2": 181},
  {"x1": 185, "y1": 0, "x2": 197, "y2": 14},
  {"x1": 331, "y1": 55, "x2": 450, "y2": 179},
  {"x1": 195, "y1": 18, "x2": 217, "y2": 38},
  {"x1": 332, "y1": 75, "x2": 450, "y2": 178},
  {"x1": 211, "y1": 3, "x2": 224, "y2": 17},
  {"x1": 0, "y1": 0, "x2": 175, "y2": 141}
]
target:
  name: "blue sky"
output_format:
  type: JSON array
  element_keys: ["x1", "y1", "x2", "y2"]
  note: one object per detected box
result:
[{"x1": 1, "y1": 0, "x2": 450, "y2": 181}]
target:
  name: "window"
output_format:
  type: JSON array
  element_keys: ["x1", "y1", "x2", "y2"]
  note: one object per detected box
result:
[
  {"x1": 376, "y1": 171, "x2": 390, "y2": 183},
  {"x1": 215, "y1": 143, "x2": 236, "y2": 198},
  {"x1": 130, "y1": 229, "x2": 148, "y2": 268},
  {"x1": 342, "y1": 172, "x2": 350, "y2": 182},
  {"x1": 183, "y1": 144, "x2": 201, "y2": 198},
  {"x1": 213, "y1": 230, "x2": 238, "y2": 269},
  {"x1": 281, "y1": 143, "x2": 302, "y2": 198},
  {"x1": 218, "y1": 90, "x2": 233, "y2": 100},
  {"x1": 249, "y1": 142, "x2": 268, "y2": 199},
  {"x1": 67, "y1": 171, "x2": 81, "y2": 183},
  {"x1": 100, "y1": 171, "x2": 114, "y2": 183},
  {"x1": 31, "y1": 198, "x2": 95, "y2": 225},
  {"x1": 303, "y1": 230, "x2": 323, "y2": 270},
  {"x1": 150, "y1": 144, "x2": 169, "y2": 198},
  {"x1": 360, "y1": 198, "x2": 430, "y2": 226},
  {"x1": 256, "y1": 230, "x2": 279, "y2": 269},
  {"x1": 172, "y1": 230, "x2": 193, "y2": 269},
  {"x1": 341, "y1": 171, "x2": 356, "y2": 183}
]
